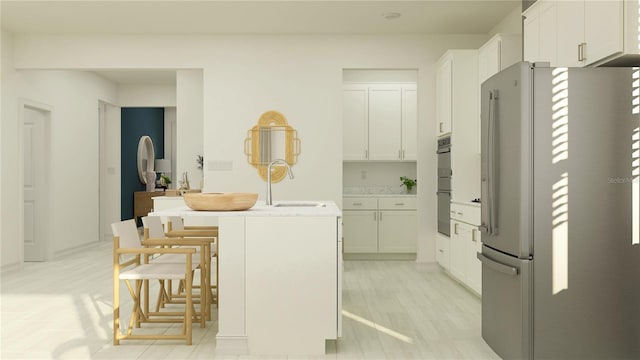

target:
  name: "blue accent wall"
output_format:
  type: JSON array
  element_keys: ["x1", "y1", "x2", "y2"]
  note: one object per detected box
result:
[{"x1": 121, "y1": 108, "x2": 164, "y2": 223}]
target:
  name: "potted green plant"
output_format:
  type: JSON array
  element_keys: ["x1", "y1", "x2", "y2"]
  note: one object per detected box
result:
[
  {"x1": 158, "y1": 174, "x2": 172, "y2": 189},
  {"x1": 400, "y1": 176, "x2": 417, "y2": 193}
]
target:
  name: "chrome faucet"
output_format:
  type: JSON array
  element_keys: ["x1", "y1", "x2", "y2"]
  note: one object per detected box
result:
[{"x1": 266, "y1": 159, "x2": 294, "y2": 206}]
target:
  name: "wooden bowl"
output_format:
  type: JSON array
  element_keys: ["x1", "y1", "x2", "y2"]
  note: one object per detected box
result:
[{"x1": 183, "y1": 192, "x2": 258, "y2": 211}]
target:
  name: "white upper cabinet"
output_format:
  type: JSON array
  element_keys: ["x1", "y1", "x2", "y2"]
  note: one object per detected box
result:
[
  {"x1": 525, "y1": 0, "x2": 634, "y2": 67},
  {"x1": 342, "y1": 84, "x2": 369, "y2": 161},
  {"x1": 478, "y1": 33, "x2": 522, "y2": 84},
  {"x1": 435, "y1": 57, "x2": 452, "y2": 137},
  {"x1": 343, "y1": 83, "x2": 417, "y2": 161},
  {"x1": 368, "y1": 85, "x2": 402, "y2": 161},
  {"x1": 523, "y1": 0, "x2": 557, "y2": 65},
  {"x1": 556, "y1": 0, "x2": 623, "y2": 67},
  {"x1": 401, "y1": 86, "x2": 417, "y2": 160}
]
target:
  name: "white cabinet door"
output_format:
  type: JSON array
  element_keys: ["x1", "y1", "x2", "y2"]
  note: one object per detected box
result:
[
  {"x1": 343, "y1": 210, "x2": 378, "y2": 253},
  {"x1": 436, "y1": 233, "x2": 450, "y2": 271},
  {"x1": 584, "y1": 0, "x2": 623, "y2": 65},
  {"x1": 436, "y1": 56, "x2": 452, "y2": 137},
  {"x1": 556, "y1": 0, "x2": 623, "y2": 67},
  {"x1": 523, "y1": 0, "x2": 557, "y2": 65},
  {"x1": 478, "y1": 38, "x2": 501, "y2": 84},
  {"x1": 523, "y1": 5, "x2": 540, "y2": 62},
  {"x1": 556, "y1": 0, "x2": 584, "y2": 67},
  {"x1": 401, "y1": 86, "x2": 417, "y2": 160},
  {"x1": 343, "y1": 85, "x2": 369, "y2": 160},
  {"x1": 378, "y1": 210, "x2": 417, "y2": 253},
  {"x1": 368, "y1": 85, "x2": 402, "y2": 160},
  {"x1": 449, "y1": 220, "x2": 466, "y2": 281},
  {"x1": 465, "y1": 225, "x2": 482, "y2": 295}
]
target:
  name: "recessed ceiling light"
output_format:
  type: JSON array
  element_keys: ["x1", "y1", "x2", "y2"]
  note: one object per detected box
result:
[{"x1": 382, "y1": 12, "x2": 401, "y2": 20}]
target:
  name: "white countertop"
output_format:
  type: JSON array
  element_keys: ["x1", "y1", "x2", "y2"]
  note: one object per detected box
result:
[
  {"x1": 150, "y1": 200, "x2": 342, "y2": 217},
  {"x1": 451, "y1": 200, "x2": 481, "y2": 208},
  {"x1": 343, "y1": 194, "x2": 416, "y2": 198}
]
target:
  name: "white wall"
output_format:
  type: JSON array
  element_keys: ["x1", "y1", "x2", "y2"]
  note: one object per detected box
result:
[
  {"x1": 489, "y1": 5, "x2": 523, "y2": 36},
  {"x1": 2, "y1": 31, "x2": 119, "y2": 268},
  {"x1": 5, "y1": 33, "x2": 488, "y2": 265},
  {"x1": 177, "y1": 70, "x2": 204, "y2": 190},
  {"x1": 117, "y1": 83, "x2": 176, "y2": 107}
]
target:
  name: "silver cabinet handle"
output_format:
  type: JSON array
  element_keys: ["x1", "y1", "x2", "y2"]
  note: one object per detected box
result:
[
  {"x1": 471, "y1": 229, "x2": 477, "y2": 242},
  {"x1": 398, "y1": 150, "x2": 402, "y2": 159},
  {"x1": 454, "y1": 223, "x2": 458, "y2": 235},
  {"x1": 457, "y1": 211, "x2": 463, "y2": 215},
  {"x1": 578, "y1": 42, "x2": 586, "y2": 62},
  {"x1": 379, "y1": 212, "x2": 383, "y2": 221},
  {"x1": 439, "y1": 122, "x2": 443, "y2": 133},
  {"x1": 439, "y1": 249, "x2": 444, "y2": 253},
  {"x1": 395, "y1": 203, "x2": 405, "y2": 206},
  {"x1": 373, "y1": 212, "x2": 377, "y2": 221},
  {"x1": 352, "y1": 202, "x2": 362, "y2": 206},
  {"x1": 402, "y1": 150, "x2": 405, "y2": 159},
  {"x1": 365, "y1": 149, "x2": 369, "y2": 159}
]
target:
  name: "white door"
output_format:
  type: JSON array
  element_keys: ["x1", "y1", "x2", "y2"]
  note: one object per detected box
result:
[
  {"x1": 23, "y1": 106, "x2": 49, "y2": 262},
  {"x1": 99, "y1": 101, "x2": 121, "y2": 242}
]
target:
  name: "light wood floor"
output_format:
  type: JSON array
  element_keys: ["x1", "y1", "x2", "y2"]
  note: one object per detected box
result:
[{"x1": 1, "y1": 241, "x2": 499, "y2": 359}]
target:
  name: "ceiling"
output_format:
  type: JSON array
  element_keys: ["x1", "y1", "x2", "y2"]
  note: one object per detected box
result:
[{"x1": 2, "y1": 0, "x2": 521, "y2": 84}]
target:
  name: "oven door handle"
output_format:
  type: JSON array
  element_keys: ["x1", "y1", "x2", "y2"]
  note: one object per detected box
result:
[{"x1": 436, "y1": 191, "x2": 451, "y2": 196}]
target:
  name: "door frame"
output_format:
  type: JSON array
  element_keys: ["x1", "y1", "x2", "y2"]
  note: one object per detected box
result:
[{"x1": 18, "y1": 98, "x2": 53, "y2": 262}]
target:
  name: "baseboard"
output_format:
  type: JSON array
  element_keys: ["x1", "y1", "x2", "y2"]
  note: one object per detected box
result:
[
  {"x1": 215, "y1": 335, "x2": 248, "y2": 355},
  {"x1": 1, "y1": 262, "x2": 24, "y2": 274},
  {"x1": 53, "y1": 241, "x2": 100, "y2": 259},
  {"x1": 343, "y1": 253, "x2": 417, "y2": 260}
]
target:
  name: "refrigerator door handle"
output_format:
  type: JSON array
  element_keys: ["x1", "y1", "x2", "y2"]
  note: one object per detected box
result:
[
  {"x1": 477, "y1": 252, "x2": 518, "y2": 276},
  {"x1": 481, "y1": 89, "x2": 499, "y2": 236}
]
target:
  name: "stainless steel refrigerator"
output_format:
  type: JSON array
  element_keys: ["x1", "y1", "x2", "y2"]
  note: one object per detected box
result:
[{"x1": 478, "y1": 62, "x2": 640, "y2": 359}]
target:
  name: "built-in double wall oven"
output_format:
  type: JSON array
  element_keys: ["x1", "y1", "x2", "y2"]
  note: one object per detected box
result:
[{"x1": 437, "y1": 136, "x2": 451, "y2": 236}]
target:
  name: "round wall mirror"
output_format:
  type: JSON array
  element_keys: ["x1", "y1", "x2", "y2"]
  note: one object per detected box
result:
[{"x1": 137, "y1": 136, "x2": 155, "y2": 183}]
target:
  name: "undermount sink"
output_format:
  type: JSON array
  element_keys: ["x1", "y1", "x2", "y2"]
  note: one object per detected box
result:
[{"x1": 273, "y1": 202, "x2": 327, "y2": 208}]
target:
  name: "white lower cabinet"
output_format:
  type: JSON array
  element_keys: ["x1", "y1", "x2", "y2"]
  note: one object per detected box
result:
[
  {"x1": 343, "y1": 210, "x2": 378, "y2": 253},
  {"x1": 378, "y1": 210, "x2": 417, "y2": 252},
  {"x1": 448, "y1": 202, "x2": 482, "y2": 295},
  {"x1": 436, "y1": 233, "x2": 450, "y2": 270},
  {"x1": 343, "y1": 197, "x2": 417, "y2": 255}
]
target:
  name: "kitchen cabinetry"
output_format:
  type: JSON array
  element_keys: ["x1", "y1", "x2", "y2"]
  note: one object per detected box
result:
[
  {"x1": 343, "y1": 83, "x2": 416, "y2": 161},
  {"x1": 436, "y1": 233, "x2": 450, "y2": 270},
  {"x1": 478, "y1": 33, "x2": 521, "y2": 84},
  {"x1": 524, "y1": 0, "x2": 638, "y2": 67},
  {"x1": 556, "y1": 0, "x2": 622, "y2": 67},
  {"x1": 343, "y1": 84, "x2": 369, "y2": 160},
  {"x1": 343, "y1": 197, "x2": 417, "y2": 256},
  {"x1": 449, "y1": 202, "x2": 481, "y2": 295},
  {"x1": 438, "y1": 50, "x2": 480, "y2": 203},
  {"x1": 435, "y1": 58, "x2": 452, "y2": 136},
  {"x1": 523, "y1": 0, "x2": 557, "y2": 65}
]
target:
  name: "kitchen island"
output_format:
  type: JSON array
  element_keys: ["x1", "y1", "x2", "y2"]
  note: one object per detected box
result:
[{"x1": 150, "y1": 201, "x2": 342, "y2": 355}]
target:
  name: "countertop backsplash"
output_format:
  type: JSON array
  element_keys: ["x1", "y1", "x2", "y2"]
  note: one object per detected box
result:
[
  {"x1": 344, "y1": 185, "x2": 413, "y2": 195},
  {"x1": 343, "y1": 161, "x2": 417, "y2": 196}
]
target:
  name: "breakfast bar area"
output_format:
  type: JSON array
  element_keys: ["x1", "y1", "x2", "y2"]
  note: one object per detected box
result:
[{"x1": 151, "y1": 201, "x2": 343, "y2": 356}]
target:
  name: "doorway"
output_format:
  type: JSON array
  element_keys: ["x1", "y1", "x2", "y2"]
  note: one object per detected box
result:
[{"x1": 21, "y1": 101, "x2": 52, "y2": 262}]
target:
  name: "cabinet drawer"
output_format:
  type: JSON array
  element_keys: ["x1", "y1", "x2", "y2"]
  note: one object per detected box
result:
[
  {"x1": 343, "y1": 198, "x2": 378, "y2": 210},
  {"x1": 450, "y1": 202, "x2": 481, "y2": 225},
  {"x1": 378, "y1": 197, "x2": 417, "y2": 210}
]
